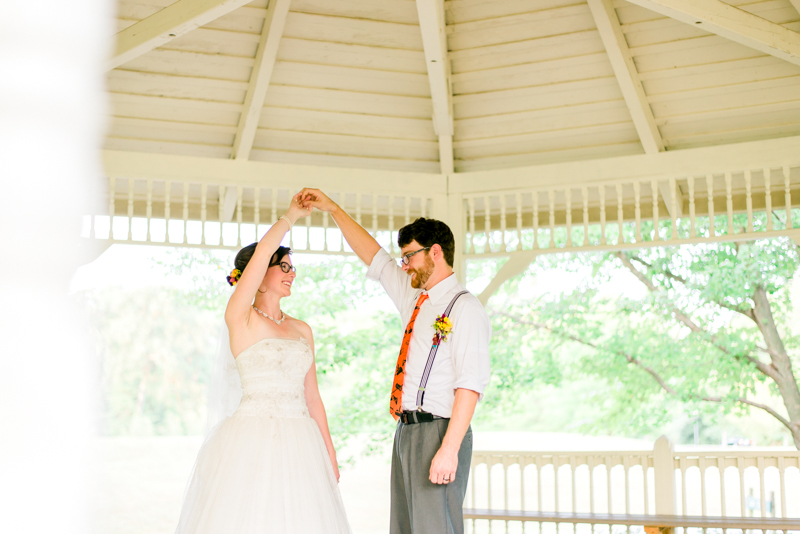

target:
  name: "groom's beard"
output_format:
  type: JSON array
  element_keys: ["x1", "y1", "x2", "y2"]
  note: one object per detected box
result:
[{"x1": 408, "y1": 255, "x2": 435, "y2": 289}]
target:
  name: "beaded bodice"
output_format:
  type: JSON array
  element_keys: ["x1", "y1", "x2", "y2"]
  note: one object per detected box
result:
[{"x1": 233, "y1": 338, "x2": 312, "y2": 419}]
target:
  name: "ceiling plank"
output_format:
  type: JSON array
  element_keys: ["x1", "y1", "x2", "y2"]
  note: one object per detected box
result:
[
  {"x1": 624, "y1": 0, "x2": 800, "y2": 67},
  {"x1": 110, "y1": 0, "x2": 253, "y2": 70},
  {"x1": 791, "y1": 1, "x2": 800, "y2": 19},
  {"x1": 416, "y1": 0, "x2": 454, "y2": 175},
  {"x1": 232, "y1": 0, "x2": 291, "y2": 160},
  {"x1": 587, "y1": 0, "x2": 663, "y2": 155}
]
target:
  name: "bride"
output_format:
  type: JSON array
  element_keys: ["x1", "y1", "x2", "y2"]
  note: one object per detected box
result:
[{"x1": 174, "y1": 195, "x2": 351, "y2": 533}]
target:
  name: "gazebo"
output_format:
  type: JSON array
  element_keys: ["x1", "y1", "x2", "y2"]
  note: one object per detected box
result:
[{"x1": 94, "y1": 0, "x2": 800, "y2": 305}]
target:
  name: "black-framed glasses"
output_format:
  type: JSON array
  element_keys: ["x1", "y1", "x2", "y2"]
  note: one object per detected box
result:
[
  {"x1": 270, "y1": 261, "x2": 296, "y2": 273},
  {"x1": 399, "y1": 247, "x2": 430, "y2": 266}
]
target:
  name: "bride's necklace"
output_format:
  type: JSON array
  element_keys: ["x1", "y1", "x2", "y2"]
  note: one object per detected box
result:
[{"x1": 253, "y1": 305, "x2": 286, "y2": 325}]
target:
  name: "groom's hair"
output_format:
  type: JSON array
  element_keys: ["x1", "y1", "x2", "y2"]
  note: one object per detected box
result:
[{"x1": 398, "y1": 218, "x2": 455, "y2": 267}]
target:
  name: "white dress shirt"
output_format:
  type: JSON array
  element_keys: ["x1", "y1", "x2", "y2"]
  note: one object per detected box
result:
[{"x1": 367, "y1": 248, "x2": 492, "y2": 418}]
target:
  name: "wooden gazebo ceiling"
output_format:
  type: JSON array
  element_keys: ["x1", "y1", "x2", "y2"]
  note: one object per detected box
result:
[{"x1": 107, "y1": 0, "x2": 800, "y2": 175}]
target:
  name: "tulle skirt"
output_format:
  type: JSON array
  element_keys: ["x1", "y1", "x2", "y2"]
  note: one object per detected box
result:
[{"x1": 175, "y1": 413, "x2": 351, "y2": 534}]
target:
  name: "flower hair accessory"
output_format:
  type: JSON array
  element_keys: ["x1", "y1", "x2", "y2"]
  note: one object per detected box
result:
[
  {"x1": 226, "y1": 268, "x2": 242, "y2": 286},
  {"x1": 432, "y1": 314, "x2": 454, "y2": 345}
]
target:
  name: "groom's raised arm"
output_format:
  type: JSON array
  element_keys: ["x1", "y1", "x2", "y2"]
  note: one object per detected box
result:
[{"x1": 296, "y1": 188, "x2": 381, "y2": 266}]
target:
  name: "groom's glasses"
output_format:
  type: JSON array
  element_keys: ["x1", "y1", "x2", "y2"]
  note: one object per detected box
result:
[
  {"x1": 399, "y1": 247, "x2": 430, "y2": 266},
  {"x1": 270, "y1": 261, "x2": 296, "y2": 273}
]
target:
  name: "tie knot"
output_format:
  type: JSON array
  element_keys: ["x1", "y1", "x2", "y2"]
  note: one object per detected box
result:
[{"x1": 416, "y1": 293, "x2": 429, "y2": 307}]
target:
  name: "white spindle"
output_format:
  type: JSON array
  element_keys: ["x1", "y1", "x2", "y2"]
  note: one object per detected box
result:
[
  {"x1": 669, "y1": 177, "x2": 677, "y2": 240},
  {"x1": 200, "y1": 184, "x2": 208, "y2": 245},
  {"x1": 548, "y1": 190, "x2": 556, "y2": 249},
  {"x1": 468, "y1": 197, "x2": 476, "y2": 253},
  {"x1": 323, "y1": 201, "x2": 330, "y2": 252},
  {"x1": 218, "y1": 185, "x2": 225, "y2": 225},
  {"x1": 164, "y1": 181, "x2": 171, "y2": 242},
  {"x1": 570, "y1": 456, "x2": 577, "y2": 513},
  {"x1": 253, "y1": 187, "x2": 261, "y2": 228},
  {"x1": 738, "y1": 457, "x2": 745, "y2": 517},
  {"x1": 765, "y1": 168, "x2": 773, "y2": 231},
  {"x1": 532, "y1": 192, "x2": 539, "y2": 249},
  {"x1": 108, "y1": 176, "x2": 116, "y2": 221},
  {"x1": 484, "y1": 196, "x2": 491, "y2": 253},
  {"x1": 699, "y1": 455, "x2": 707, "y2": 516},
  {"x1": 634, "y1": 182, "x2": 642, "y2": 242},
  {"x1": 553, "y1": 456, "x2": 560, "y2": 513},
  {"x1": 127, "y1": 178, "x2": 134, "y2": 241},
  {"x1": 421, "y1": 196, "x2": 427, "y2": 218},
  {"x1": 784, "y1": 165, "x2": 793, "y2": 229},
  {"x1": 336, "y1": 192, "x2": 343, "y2": 250},
  {"x1": 606, "y1": 457, "x2": 613, "y2": 513},
  {"x1": 388, "y1": 195, "x2": 395, "y2": 253},
  {"x1": 582, "y1": 187, "x2": 589, "y2": 246},
  {"x1": 270, "y1": 189, "x2": 278, "y2": 224},
  {"x1": 536, "y1": 456, "x2": 543, "y2": 512},
  {"x1": 403, "y1": 195, "x2": 410, "y2": 227},
  {"x1": 182, "y1": 182, "x2": 189, "y2": 244},
  {"x1": 588, "y1": 456, "x2": 595, "y2": 513},
  {"x1": 688, "y1": 176, "x2": 696, "y2": 238},
  {"x1": 725, "y1": 172, "x2": 734, "y2": 235},
  {"x1": 779, "y1": 456, "x2": 786, "y2": 517},
  {"x1": 500, "y1": 195, "x2": 507, "y2": 252},
  {"x1": 758, "y1": 456, "x2": 766, "y2": 518},
  {"x1": 515, "y1": 193, "x2": 523, "y2": 252},
  {"x1": 642, "y1": 455, "x2": 650, "y2": 515},
  {"x1": 616, "y1": 183, "x2": 624, "y2": 245},
  {"x1": 680, "y1": 456, "x2": 687, "y2": 514},
  {"x1": 599, "y1": 185, "x2": 607, "y2": 245},
  {"x1": 623, "y1": 455, "x2": 630, "y2": 514},
  {"x1": 706, "y1": 174, "x2": 715, "y2": 238},
  {"x1": 236, "y1": 186, "x2": 243, "y2": 247},
  {"x1": 371, "y1": 195, "x2": 378, "y2": 237},
  {"x1": 565, "y1": 189, "x2": 573, "y2": 247},
  {"x1": 745, "y1": 170, "x2": 753, "y2": 233},
  {"x1": 651, "y1": 180, "x2": 659, "y2": 241},
  {"x1": 719, "y1": 457, "x2": 727, "y2": 517},
  {"x1": 355, "y1": 194, "x2": 362, "y2": 226},
  {"x1": 146, "y1": 179, "x2": 153, "y2": 242},
  {"x1": 520, "y1": 457, "x2": 526, "y2": 514}
]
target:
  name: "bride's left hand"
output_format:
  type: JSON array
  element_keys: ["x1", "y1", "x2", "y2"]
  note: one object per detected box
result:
[{"x1": 330, "y1": 452, "x2": 341, "y2": 482}]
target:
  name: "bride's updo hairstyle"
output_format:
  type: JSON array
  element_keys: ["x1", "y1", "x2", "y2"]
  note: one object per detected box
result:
[{"x1": 226, "y1": 244, "x2": 292, "y2": 286}]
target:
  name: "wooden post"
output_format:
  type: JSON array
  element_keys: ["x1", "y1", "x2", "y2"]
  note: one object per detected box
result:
[{"x1": 654, "y1": 435, "x2": 676, "y2": 516}]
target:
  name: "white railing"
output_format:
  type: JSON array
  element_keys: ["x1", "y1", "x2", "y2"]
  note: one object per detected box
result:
[
  {"x1": 83, "y1": 177, "x2": 431, "y2": 255},
  {"x1": 463, "y1": 165, "x2": 800, "y2": 257},
  {"x1": 467, "y1": 437, "x2": 800, "y2": 534}
]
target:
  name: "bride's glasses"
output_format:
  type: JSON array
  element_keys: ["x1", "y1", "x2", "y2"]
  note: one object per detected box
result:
[{"x1": 270, "y1": 261, "x2": 296, "y2": 273}]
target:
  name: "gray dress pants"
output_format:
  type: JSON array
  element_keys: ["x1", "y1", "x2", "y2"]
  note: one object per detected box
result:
[{"x1": 390, "y1": 418, "x2": 473, "y2": 534}]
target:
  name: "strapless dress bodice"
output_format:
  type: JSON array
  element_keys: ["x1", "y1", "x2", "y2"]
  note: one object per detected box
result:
[{"x1": 233, "y1": 337, "x2": 313, "y2": 419}]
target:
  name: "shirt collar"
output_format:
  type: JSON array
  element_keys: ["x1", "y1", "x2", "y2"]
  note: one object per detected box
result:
[{"x1": 423, "y1": 273, "x2": 460, "y2": 304}]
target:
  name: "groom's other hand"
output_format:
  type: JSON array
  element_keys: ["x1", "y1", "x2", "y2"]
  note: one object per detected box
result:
[
  {"x1": 429, "y1": 445, "x2": 458, "y2": 485},
  {"x1": 296, "y1": 188, "x2": 337, "y2": 213}
]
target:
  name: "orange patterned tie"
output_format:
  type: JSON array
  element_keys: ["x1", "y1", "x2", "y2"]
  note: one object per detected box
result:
[{"x1": 390, "y1": 293, "x2": 429, "y2": 420}]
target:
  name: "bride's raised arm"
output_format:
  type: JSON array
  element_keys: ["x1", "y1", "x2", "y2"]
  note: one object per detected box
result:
[{"x1": 224, "y1": 196, "x2": 310, "y2": 328}]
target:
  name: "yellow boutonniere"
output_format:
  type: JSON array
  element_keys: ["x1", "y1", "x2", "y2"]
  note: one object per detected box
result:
[{"x1": 432, "y1": 314, "x2": 454, "y2": 345}]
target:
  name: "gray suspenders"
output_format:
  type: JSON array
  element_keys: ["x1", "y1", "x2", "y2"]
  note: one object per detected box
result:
[{"x1": 415, "y1": 290, "x2": 470, "y2": 410}]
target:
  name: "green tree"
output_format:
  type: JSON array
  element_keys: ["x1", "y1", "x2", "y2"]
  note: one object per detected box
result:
[{"x1": 488, "y1": 238, "x2": 800, "y2": 447}]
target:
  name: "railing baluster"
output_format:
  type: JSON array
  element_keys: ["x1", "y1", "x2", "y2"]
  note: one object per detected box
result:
[
  {"x1": 108, "y1": 176, "x2": 116, "y2": 235},
  {"x1": 565, "y1": 188, "x2": 573, "y2": 247},
  {"x1": 554, "y1": 455, "x2": 560, "y2": 513},
  {"x1": 548, "y1": 190, "x2": 556, "y2": 249},
  {"x1": 688, "y1": 176, "x2": 696, "y2": 238},
  {"x1": 758, "y1": 456, "x2": 766, "y2": 518},
  {"x1": 487, "y1": 460, "x2": 493, "y2": 534},
  {"x1": 634, "y1": 181, "x2": 642, "y2": 242},
  {"x1": 651, "y1": 179, "x2": 659, "y2": 241},
  {"x1": 515, "y1": 193, "x2": 523, "y2": 252},
  {"x1": 503, "y1": 458, "x2": 510, "y2": 534},
  {"x1": 253, "y1": 187, "x2": 261, "y2": 229},
  {"x1": 680, "y1": 456, "x2": 687, "y2": 515},
  {"x1": 784, "y1": 165, "x2": 793, "y2": 229},
  {"x1": 500, "y1": 195, "x2": 507, "y2": 252},
  {"x1": 236, "y1": 186, "x2": 243, "y2": 247},
  {"x1": 588, "y1": 456, "x2": 595, "y2": 514},
  {"x1": 642, "y1": 454, "x2": 650, "y2": 515},
  {"x1": 670, "y1": 177, "x2": 678, "y2": 240},
  {"x1": 599, "y1": 186, "x2": 607, "y2": 245},
  {"x1": 164, "y1": 181, "x2": 171, "y2": 242},
  {"x1": 484, "y1": 196, "x2": 491, "y2": 253},
  {"x1": 706, "y1": 174, "x2": 715, "y2": 238},
  {"x1": 355, "y1": 194, "x2": 362, "y2": 226},
  {"x1": 146, "y1": 179, "x2": 153, "y2": 242},
  {"x1": 725, "y1": 172, "x2": 734, "y2": 235},
  {"x1": 535, "y1": 456, "x2": 542, "y2": 513},
  {"x1": 271, "y1": 189, "x2": 278, "y2": 226},
  {"x1": 623, "y1": 455, "x2": 630, "y2": 515},
  {"x1": 218, "y1": 186, "x2": 225, "y2": 242},
  {"x1": 778, "y1": 456, "x2": 786, "y2": 517},
  {"x1": 745, "y1": 170, "x2": 753, "y2": 233},
  {"x1": 699, "y1": 455, "x2": 707, "y2": 517},
  {"x1": 127, "y1": 178, "x2": 134, "y2": 241},
  {"x1": 323, "y1": 195, "x2": 331, "y2": 252},
  {"x1": 182, "y1": 182, "x2": 189, "y2": 244},
  {"x1": 388, "y1": 195, "x2": 395, "y2": 253},
  {"x1": 421, "y1": 196, "x2": 427, "y2": 218},
  {"x1": 371, "y1": 194, "x2": 378, "y2": 238},
  {"x1": 616, "y1": 183, "x2": 624, "y2": 245},
  {"x1": 582, "y1": 187, "x2": 589, "y2": 246},
  {"x1": 404, "y1": 195, "x2": 411, "y2": 227},
  {"x1": 533, "y1": 192, "x2": 539, "y2": 250},
  {"x1": 765, "y1": 168, "x2": 773, "y2": 231},
  {"x1": 719, "y1": 456, "x2": 727, "y2": 517},
  {"x1": 520, "y1": 456, "x2": 526, "y2": 514},
  {"x1": 337, "y1": 192, "x2": 343, "y2": 250},
  {"x1": 606, "y1": 456, "x2": 612, "y2": 513},
  {"x1": 468, "y1": 197, "x2": 476, "y2": 254},
  {"x1": 738, "y1": 457, "x2": 745, "y2": 517},
  {"x1": 571, "y1": 456, "x2": 577, "y2": 513},
  {"x1": 201, "y1": 184, "x2": 208, "y2": 245}
]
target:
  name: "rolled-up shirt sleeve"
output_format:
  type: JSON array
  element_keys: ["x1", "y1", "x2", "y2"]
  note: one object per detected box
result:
[
  {"x1": 366, "y1": 248, "x2": 416, "y2": 313},
  {"x1": 450, "y1": 299, "x2": 492, "y2": 400}
]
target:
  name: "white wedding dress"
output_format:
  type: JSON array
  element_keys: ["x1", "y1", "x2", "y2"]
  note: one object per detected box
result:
[{"x1": 175, "y1": 337, "x2": 352, "y2": 533}]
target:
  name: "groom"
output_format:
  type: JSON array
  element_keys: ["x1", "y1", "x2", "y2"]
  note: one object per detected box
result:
[{"x1": 298, "y1": 189, "x2": 491, "y2": 534}]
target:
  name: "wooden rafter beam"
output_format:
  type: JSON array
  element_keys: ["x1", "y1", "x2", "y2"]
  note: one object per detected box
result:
[
  {"x1": 587, "y1": 0, "x2": 663, "y2": 155},
  {"x1": 416, "y1": 0, "x2": 454, "y2": 175},
  {"x1": 624, "y1": 0, "x2": 800, "y2": 67},
  {"x1": 232, "y1": 0, "x2": 291, "y2": 161},
  {"x1": 110, "y1": 0, "x2": 252, "y2": 71},
  {"x1": 790, "y1": 1, "x2": 800, "y2": 18}
]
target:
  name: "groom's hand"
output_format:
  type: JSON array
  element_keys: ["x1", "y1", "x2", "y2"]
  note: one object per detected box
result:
[
  {"x1": 429, "y1": 445, "x2": 458, "y2": 485},
  {"x1": 296, "y1": 188, "x2": 338, "y2": 213}
]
